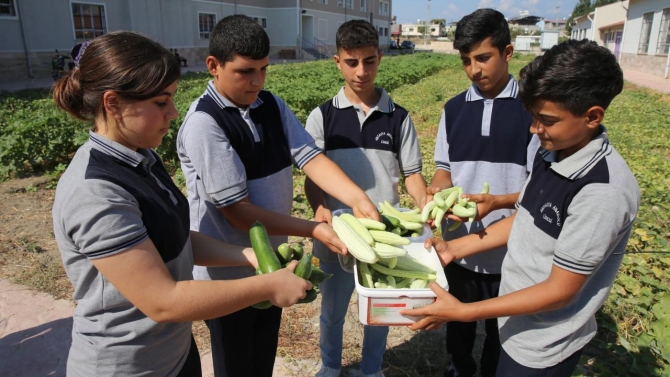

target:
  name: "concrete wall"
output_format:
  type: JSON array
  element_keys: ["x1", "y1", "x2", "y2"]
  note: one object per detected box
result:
[
  {"x1": 592, "y1": 0, "x2": 628, "y2": 46},
  {"x1": 620, "y1": 0, "x2": 669, "y2": 79},
  {"x1": 620, "y1": 52, "x2": 666, "y2": 77}
]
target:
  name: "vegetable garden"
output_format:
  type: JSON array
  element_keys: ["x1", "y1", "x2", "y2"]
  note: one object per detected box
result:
[{"x1": 0, "y1": 53, "x2": 668, "y2": 376}]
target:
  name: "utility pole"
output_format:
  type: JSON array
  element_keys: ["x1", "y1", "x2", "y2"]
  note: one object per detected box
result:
[{"x1": 425, "y1": 0, "x2": 430, "y2": 46}]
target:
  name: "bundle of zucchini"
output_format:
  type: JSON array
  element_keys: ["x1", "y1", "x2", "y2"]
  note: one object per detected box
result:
[
  {"x1": 249, "y1": 221, "x2": 332, "y2": 309},
  {"x1": 331, "y1": 213, "x2": 437, "y2": 289},
  {"x1": 377, "y1": 201, "x2": 426, "y2": 238},
  {"x1": 422, "y1": 182, "x2": 489, "y2": 232}
]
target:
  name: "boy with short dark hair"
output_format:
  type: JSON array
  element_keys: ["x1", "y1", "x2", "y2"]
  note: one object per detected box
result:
[
  {"x1": 304, "y1": 20, "x2": 427, "y2": 377},
  {"x1": 427, "y1": 8, "x2": 539, "y2": 377},
  {"x1": 404, "y1": 39, "x2": 640, "y2": 377},
  {"x1": 177, "y1": 15, "x2": 379, "y2": 377}
]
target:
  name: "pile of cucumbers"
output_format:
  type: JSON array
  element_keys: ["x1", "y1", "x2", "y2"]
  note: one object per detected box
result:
[{"x1": 249, "y1": 221, "x2": 332, "y2": 309}]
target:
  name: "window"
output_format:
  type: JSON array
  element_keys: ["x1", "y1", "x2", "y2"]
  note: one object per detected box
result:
[
  {"x1": 252, "y1": 16, "x2": 267, "y2": 29},
  {"x1": 657, "y1": 8, "x2": 670, "y2": 55},
  {"x1": 199, "y1": 13, "x2": 216, "y2": 39},
  {"x1": 346, "y1": 0, "x2": 353, "y2": 9},
  {"x1": 338, "y1": 0, "x2": 344, "y2": 7},
  {"x1": 638, "y1": 12, "x2": 654, "y2": 54},
  {"x1": 384, "y1": 27, "x2": 388, "y2": 36},
  {"x1": 318, "y1": 0, "x2": 327, "y2": 3},
  {"x1": 378, "y1": 26, "x2": 382, "y2": 36},
  {"x1": 72, "y1": 3, "x2": 107, "y2": 39},
  {"x1": 0, "y1": 0, "x2": 16, "y2": 17},
  {"x1": 360, "y1": 0, "x2": 366, "y2": 12}
]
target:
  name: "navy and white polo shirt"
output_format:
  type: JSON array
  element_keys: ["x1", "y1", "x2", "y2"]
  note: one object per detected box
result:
[
  {"x1": 52, "y1": 132, "x2": 194, "y2": 377},
  {"x1": 305, "y1": 87, "x2": 423, "y2": 263},
  {"x1": 434, "y1": 75, "x2": 540, "y2": 273},
  {"x1": 499, "y1": 127, "x2": 639, "y2": 368},
  {"x1": 177, "y1": 81, "x2": 321, "y2": 280}
]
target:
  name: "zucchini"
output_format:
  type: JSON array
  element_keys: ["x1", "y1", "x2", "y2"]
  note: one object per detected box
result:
[
  {"x1": 369, "y1": 230, "x2": 411, "y2": 246},
  {"x1": 294, "y1": 252, "x2": 313, "y2": 279},
  {"x1": 340, "y1": 213, "x2": 375, "y2": 245},
  {"x1": 380, "y1": 214, "x2": 401, "y2": 229},
  {"x1": 357, "y1": 218, "x2": 386, "y2": 231},
  {"x1": 250, "y1": 221, "x2": 281, "y2": 274},
  {"x1": 298, "y1": 289, "x2": 318, "y2": 304},
  {"x1": 291, "y1": 243, "x2": 304, "y2": 260},
  {"x1": 370, "y1": 263, "x2": 437, "y2": 281},
  {"x1": 332, "y1": 216, "x2": 378, "y2": 264},
  {"x1": 252, "y1": 301, "x2": 273, "y2": 309}
]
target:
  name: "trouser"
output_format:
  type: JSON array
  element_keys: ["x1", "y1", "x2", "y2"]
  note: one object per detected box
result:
[
  {"x1": 444, "y1": 263, "x2": 501, "y2": 377},
  {"x1": 496, "y1": 347, "x2": 584, "y2": 377},
  {"x1": 206, "y1": 305, "x2": 283, "y2": 377},
  {"x1": 176, "y1": 335, "x2": 202, "y2": 377},
  {"x1": 319, "y1": 260, "x2": 389, "y2": 374}
]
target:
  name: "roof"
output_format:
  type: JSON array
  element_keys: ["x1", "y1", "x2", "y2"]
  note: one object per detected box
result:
[
  {"x1": 508, "y1": 15, "x2": 542, "y2": 25},
  {"x1": 599, "y1": 20, "x2": 625, "y2": 30}
]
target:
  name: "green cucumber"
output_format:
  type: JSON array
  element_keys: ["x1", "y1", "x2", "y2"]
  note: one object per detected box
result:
[
  {"x1": 250, "y1": 221, "x2": 281, "y2": 274},
  {"x1": 276, "y1": 243, "x2": 292, "y2": 264},
  {"x1": 252, "y1": 300, "x2": 273, "y2": 309},
  {"x1": 294, "y1": 252, "x2": 313, "y2": 279},
  {"x1": 381, "y1": 214, "x2": 401, "y2": 229},
  {"x1": 291, "y1": 243, "x2": 304, "y2": 260},
  {"x1": 298, "y1": 289, "x2": 318, "y2": 304}
]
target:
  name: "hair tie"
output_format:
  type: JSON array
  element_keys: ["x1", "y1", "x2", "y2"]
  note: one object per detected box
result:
[{"x1": 74, "y1": 40, "x2": 91, "y2": 68}]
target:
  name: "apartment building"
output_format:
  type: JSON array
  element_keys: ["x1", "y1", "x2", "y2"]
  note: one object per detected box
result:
[{"x1": 0, "y1": 0, "x2": 392, "y2": 80}]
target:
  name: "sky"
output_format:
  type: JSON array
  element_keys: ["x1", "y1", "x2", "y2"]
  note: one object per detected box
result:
[{"x1": 392, "y1": 0, "x2": 577, "y2": 25}]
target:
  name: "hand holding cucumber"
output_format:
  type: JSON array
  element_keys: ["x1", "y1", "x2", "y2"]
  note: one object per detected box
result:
[
  {"x1": 266, "y1": 260, "x2": 314, "y2": 307},
  {"x1": 445, "y1": 193, "x2": 494, "y2": 222},
  {"x1": 313, "y1": 222, "x2": 349, "y2": 256}
]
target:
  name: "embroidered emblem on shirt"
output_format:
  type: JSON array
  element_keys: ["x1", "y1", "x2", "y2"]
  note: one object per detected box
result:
[
  {"x1": 540, "y1": 202, "x2": 562, "y2": 227},
  {"x1": 375, "y1": 132, "x2": 393, "y2": 146}
]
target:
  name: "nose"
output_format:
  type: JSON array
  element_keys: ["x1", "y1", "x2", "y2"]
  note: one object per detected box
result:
[
  {"x1": 356, "y1": 62, "x2": 366, "y2": 78},
  {"x1": 167, "y1": 101, "x2": 179, "y2": 121},
  {"x1": 530, "y1": 119, "x2": 543, "y2": 135}
]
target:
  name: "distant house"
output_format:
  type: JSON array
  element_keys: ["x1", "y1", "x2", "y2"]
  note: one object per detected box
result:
[
  {"x1": 619, "y1": 0, "x2": 670, "y2": 79},
  {"x1": 508, "y1": 11, "x2": 542, "y2": 35},
  {"x1": 401, "y1": 22, "x2": 443, "y2": 38},
  {"x1": 0, "y1": 0, "x2": 393, "y2": 81},
  {"x1": 571, "y1": 12, "x2": 595, "y2": 41}
]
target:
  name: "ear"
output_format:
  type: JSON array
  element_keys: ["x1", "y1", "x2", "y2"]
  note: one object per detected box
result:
[
  {"x1": 503, "y1": 44, "x2": 514, "y2": 63},
  {"x1": 206, "y1": 56, "x2": 220, "y2": 77},
  {"x1": 102, "y1": 91, "x2": 121, "y2": 119},
  {"x1": 377, "y1": 49, "x2": 383, "y2": 63},
  {"x1": 333, "y1": 54, "x2": 341, "y2": 70},
  {"x1": 585, "y1": 106, "x2": 605, "y2": 129}
]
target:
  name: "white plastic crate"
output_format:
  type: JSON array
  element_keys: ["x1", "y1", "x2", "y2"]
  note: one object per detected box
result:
[{"x1": 354, "y1": 243, "x2": 448, "y2": 326}]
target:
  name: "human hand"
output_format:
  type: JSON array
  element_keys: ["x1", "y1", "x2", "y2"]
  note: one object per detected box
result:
[
  {"x1": 313, "y1": 222, "x2": 348, "y2": 255},
  {"x1": 267, "y1": 260, "x2": 313, "y2": 307},
  {"x1": 313, "y1": 205, "x2": 333, "y2": 224},
  {"x1": 424, "y1": 238, "x2": 455, "y2": 267},
  {"x1": 446, "y1": 193, "x2": 495, "y2": 222},
  {"x1": 352, "y1": 198, "x2": 381, "y2": 222},
  {"x1": 400, "y1": 282, "x2": 467, "y2": 330}
]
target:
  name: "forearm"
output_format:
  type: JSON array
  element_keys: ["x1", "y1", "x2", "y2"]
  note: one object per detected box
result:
[
  {"x1": 441, "y1": 214, "x2": 515, "y2": 262},
  {"x1": 302, "y1": 154, "x2": 369, "y2": 208},
  {"x1": 221, "y1": 202, "x2": 318, "y2": 238},
  {"x1": 189, "y1": 231, "x2": 256, "y2": 268},
  {"x1": 490, "y1": 193, "x2": 521, "y2": 211},
  {"x1": 429, "y1": 169, "x2": 453, "y2": 190},
  {"x1": 404, "y1": 173, "x2": 428, "y2": 208},
  {"x1": 157, "y1": 275, "x2": 277, "y2": 322}
]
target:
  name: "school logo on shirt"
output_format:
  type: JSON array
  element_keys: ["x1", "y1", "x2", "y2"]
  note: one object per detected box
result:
[
  {"x1": 375, "y1": 132, "x2": 393, "y2": 146},
  {"x1": 540, "y1": 202, "x2": 562, "y2": 226},
  {"x1": 534, "y1": 201, "x2": 564, "y2": 239}
]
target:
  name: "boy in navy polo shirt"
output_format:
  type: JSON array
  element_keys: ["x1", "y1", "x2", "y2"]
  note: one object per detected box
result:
[
  {"x1": 177, "y1": 15, "x2": 379, "y2": 377},
  {"x1": 403, "y1": 39, "x2": 640, "y2": 377},
  {"x1": 304, "y1": 20, "x2": 427, "y2": 377},
  {"x1": 427, "y1": 8, "x2": 539, "y2": 377}
]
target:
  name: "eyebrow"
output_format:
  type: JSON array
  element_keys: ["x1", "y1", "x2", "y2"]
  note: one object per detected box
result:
[{"x1": 344, "y1": 55, "x2": 377, "y2": 62}]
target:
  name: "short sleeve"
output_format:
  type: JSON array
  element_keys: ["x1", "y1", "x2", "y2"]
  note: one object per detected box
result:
[
  {"x1": 61, "y1": 180, "x2": 148, "y2": 259},
  {"x1": 433, "y1": 109, "x2": 451, "y2": 171},
  {"x1": 553, "y1": 183, "x2": 636, "y2": 274},
  {"x1": 178, "y1": 111, "x2": 248, "y2": 207},
  {"x1": 305, "y1": 106, "x2": 326, "y2": 151},
  {"x1": 397, "y1": 113, "x2": 423, "y2": 176},
  {"x1": 526, "y1": 134, "x2": 541, "y2": 174},
  {"x1": 274, "y1": 94, "x2": 322, "y2": 169}
]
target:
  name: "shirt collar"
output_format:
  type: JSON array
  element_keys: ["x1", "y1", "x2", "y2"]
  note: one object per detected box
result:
[
  {"x1": 206, "y1": 80, "x2": 263, "y2": 110},
  {"x1": 332, "y1": 87, "x2": 395, "y2": 113},
  {"x1": 465, "y1": 75, "x2": 518, "y2": 102},
  {"x1": 540, "y1": 125, "x2": 612, "y2": 180},
  {"x1": 88, "y1": 131, "x2": 155, "y2": 168}
]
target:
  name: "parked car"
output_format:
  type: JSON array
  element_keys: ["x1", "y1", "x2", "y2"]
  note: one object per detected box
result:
[
  {"x1": 390, "y1": 40, "x2": 399, "y2": 49},
  {"x1": 400, "y1": 40, "x2": 415, "y2": 50}
]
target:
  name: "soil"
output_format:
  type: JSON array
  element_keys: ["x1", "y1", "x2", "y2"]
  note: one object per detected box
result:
[{"x1": 0, "y1": 176, "x2": 485, "y2": 377}]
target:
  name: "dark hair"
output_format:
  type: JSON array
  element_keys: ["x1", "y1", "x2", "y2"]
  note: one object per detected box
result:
[
  {"x1": 52, "y1": 31, "x2": 181, "y2": 121},
  {"x1": 454, "y1": 8, "x2": 510, "y2": 54},
  {"x1": 519, "y1": 39, "x2": 623, "y2": 115},
  {"x1": 336, "y1": 20, "x2": 379, "y2": 51},
  {"x1": 209, "y1": 15, "x2": 270, "y2": 64}
]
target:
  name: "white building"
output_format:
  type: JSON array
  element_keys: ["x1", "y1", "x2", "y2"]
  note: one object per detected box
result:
[
  {"x1": 401, "y1": 22, "x2": 443, "y2": 37},
  {"x1": 619, "y1": 0, "x2": 670, "y2": 79},
  {"x1": 0, "y1": 0, "x2": 393, "y2": 80},
  {"x1": 571, "y1": 12, "x2": 594, "y2": 41}
]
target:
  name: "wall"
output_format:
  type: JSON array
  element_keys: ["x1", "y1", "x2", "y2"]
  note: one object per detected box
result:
[{"x1": 592, "y1": 0, "x2": 628, "y2": 45}]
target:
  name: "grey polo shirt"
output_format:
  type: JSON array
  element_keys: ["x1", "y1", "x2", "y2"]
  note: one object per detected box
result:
[
  {"x1": 434, "y1": 76, "x2": 540, "y2": 273},
  {"x1": 52, "y1": 132, "x2": 194, "y2": 377},
  {"x1": 177, "y1": 81, "x2": 321, "y2": 280},
  {"x1": 499, "y1": 127, "x2": 640, "y2": 368},
  {"x1": 305, "y1": 87, "x2": 423, "y2": 263}
]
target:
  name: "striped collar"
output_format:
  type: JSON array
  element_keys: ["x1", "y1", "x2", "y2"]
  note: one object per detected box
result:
[
  {"x1": 88, "y1": 131, "x2": 155, "y2": 168},
  {"x1": 539, "y1": 126, "x2": 612, "y2": 180},
  {"x1": 206, "y1": 80, "x2": 264, "y2": 110},
  {"x1": 465, "y1": 75, "x2": 518, "y2": 102},
  {"x1": 332, "y1": 87, "x2": 395, "y2": 113}
]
